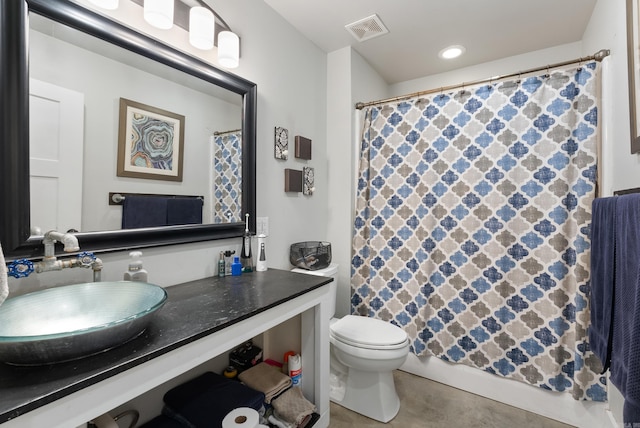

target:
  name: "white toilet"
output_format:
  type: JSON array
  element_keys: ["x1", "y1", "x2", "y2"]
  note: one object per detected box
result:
[{"x1": 292, "y1": 264, "x2": 410, "y2": 423}]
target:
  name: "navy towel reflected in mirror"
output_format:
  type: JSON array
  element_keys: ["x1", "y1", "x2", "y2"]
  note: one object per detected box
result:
[{"x1": 122, "y1": 196, "x2": 203, "y2": 229}]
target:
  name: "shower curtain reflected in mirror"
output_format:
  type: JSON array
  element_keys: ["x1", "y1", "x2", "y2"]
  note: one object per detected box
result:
[
  {"x1": 213, "y1": 131, "x2": 242, "y2": 223},
  {"x1": 352, "y1": 62, "x2": 606, "y2": 400}
]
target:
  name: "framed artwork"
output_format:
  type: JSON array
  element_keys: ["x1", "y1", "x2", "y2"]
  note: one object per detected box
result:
[
  {"x1": 274, "y1": 126, "x2": 289, "y2": 160},
  {"x1": 628, "y1": 0, "x2": 640, "y2": 153},
  {"x1": 117, "y1": 98, "x2": 185, "y2": 181},
  {"x1": 295, "y1": 135, "x2": 312, "y2": 159},
  {"x1": 284, "y1": 168, "x2": 302, "y2": 192},
  {"x1": 303, "y1": 166, "x2": 314, "y2": 195}
]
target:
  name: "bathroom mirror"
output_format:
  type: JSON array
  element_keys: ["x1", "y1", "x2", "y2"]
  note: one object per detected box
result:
[{"x1": 0, "y1": 0, "x2": 257, "y2": 259}]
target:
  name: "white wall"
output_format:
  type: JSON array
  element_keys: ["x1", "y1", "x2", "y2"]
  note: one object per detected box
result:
[
  {"x1": 583, "y1": 0, "x2": 640, "y2": 195},
  {"x1": 389, "y1": 42, "x2": 582, "y2": 96},
  {"x1": 212, "y1": 0, "x2": 329, "y2": 269},
  {"x1": 583, "y1": 0, "x2": 640, "y2": 425},
  {"x1": 326, "y1": 47, "x2": 388, "y2": 317},
  {"x1": 8, "y1": 1, "x2": 329, "y2": 296}
]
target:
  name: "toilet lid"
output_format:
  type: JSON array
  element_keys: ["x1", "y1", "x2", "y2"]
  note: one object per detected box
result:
[{"x1": 330, "y1": 315, "x2": 408, "y2": 348}]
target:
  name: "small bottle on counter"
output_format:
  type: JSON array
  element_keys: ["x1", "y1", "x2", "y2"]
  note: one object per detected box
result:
[
  {"x1": 124, "y1": 251, "x2": 148, "y2": 282},
  {"x1": 218, "y1": 251, "x2": 225, "y2": 277},
  {"x1": 256, "y1": 234, "x2": 267, "y2": 272},
  {"x1": 231, "y1": 256, "x2": 242, "y2": 276},
  {"x1": 224, "y1": 250, "x2": 236, "y2": 276}
]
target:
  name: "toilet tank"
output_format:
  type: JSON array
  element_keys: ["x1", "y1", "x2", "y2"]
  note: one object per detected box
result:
[{"x1": 292, "y1": 263, "x2": 338, "y2": 319}]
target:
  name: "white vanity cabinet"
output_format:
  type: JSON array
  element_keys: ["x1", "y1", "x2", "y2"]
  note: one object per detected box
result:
[{"x1": 0, "y1": 270, "x2": 333, "y2": 428}]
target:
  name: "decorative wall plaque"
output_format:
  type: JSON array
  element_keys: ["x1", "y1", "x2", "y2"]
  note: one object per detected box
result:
[{"x1": 274, "y1": 126, "x2": 289, "y2": 160}]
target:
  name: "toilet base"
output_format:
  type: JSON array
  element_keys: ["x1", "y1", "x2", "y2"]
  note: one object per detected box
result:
[{"x1": 329, "y1": 366, "x2": 400, "y2": 423}]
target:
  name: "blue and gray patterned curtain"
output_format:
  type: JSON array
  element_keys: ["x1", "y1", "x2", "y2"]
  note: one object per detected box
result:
[
  {"x1": 213, "y1": 131, "x2": 242, "y2": 223},
  {"x1": 352, "y1": 62, "x2": 605, "y2": 400}
]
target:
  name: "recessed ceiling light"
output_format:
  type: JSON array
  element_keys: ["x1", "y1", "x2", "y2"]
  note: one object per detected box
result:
[{"x1": 439, "y1": 45, "x2": 465, "y2": 60}]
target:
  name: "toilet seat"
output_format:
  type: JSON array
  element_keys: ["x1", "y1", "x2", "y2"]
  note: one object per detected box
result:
[{"x1": 330, "y1": 315, "x2": 409, "y2": 350}]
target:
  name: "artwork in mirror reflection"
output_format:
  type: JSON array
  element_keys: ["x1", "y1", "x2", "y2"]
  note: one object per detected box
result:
[
  {"x1": 28, "y1": 14, "x2": 243, "y2": 234},
  {"x1": 117, "y1": 98, "x2": 185, "y2": 182}
]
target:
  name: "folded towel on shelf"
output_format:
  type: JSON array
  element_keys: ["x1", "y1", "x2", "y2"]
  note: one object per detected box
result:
[
  {"x1": 162, "y1": 371, "x2": 265, "y2": 427},
  {"x1": 588, "y1": 196, "x2": 617, "y2": 372},
  {"x1": 122, "y1": 196, "x2": 168, "y2": 229},
  {"x1": 268, "y1": 413, "x2": 294, "y2": 428},
  {"x1": 138, "y1": 414, "x2": 185, "y2": 428},
  {"x1": 237, "y1": 362, "x2": 292, "y2": 403},
  {"x1": 272, "y1": 386, "x2": 316, "y2": 426},
  {"x1": 167, "y1": 198, "x2": 203, "y2": 225},
  {"x1": 610, "y1": 193, "x2": 640, "y2": 424}
]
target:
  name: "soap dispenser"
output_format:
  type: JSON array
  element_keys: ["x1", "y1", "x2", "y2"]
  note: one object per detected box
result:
[{"x1": 124, "y1": 251, "x2": 148, "y2": 282}]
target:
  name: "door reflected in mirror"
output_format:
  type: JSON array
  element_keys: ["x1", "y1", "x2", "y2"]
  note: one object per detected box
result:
[{"x1": 29, "y1": 14, "x2": 243, "y2": 234}]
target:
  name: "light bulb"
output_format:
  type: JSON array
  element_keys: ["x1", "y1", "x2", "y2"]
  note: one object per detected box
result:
[
  {"x1": 144, "y1": 0, "x2": 174, "y2": 30},
  {"x1": 189, "y1": 7, "x2": 215, "y2": 50},
  {"x1": 218, "y1": 31, "x2": 239, "y2": 68},
  {"x1": 88, "y1": 0, "x2": 119, "y2": 9},
  {"x1": 439, "y1": 45, "x2": 466, "y2": 60}
]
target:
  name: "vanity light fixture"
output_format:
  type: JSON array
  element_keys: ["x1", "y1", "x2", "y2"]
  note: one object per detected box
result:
[
  {"x1": 439, "y1": 45, "x2": 465, "y2": 60},
  {"x1": 88, "y1": 0, "x2": 119, "y2": 9},
  {"x1": 189, "y1": 6, "x2": 215, "y2": 50},
  {"x1": 144, "y1": 0, "x2": 174, "y2": 30},
  {"x1": 218, "y1": 30, "x2": 240, "y2": 68},
  {"x1": 121, "y1": 0, "x2": 241, "y2": 65}
]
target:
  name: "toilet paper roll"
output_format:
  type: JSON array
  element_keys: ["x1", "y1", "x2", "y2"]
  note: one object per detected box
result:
[
  {"x1": 222, "y1": 407, "x2": 260, "y2": 428},
  {"x1": 91, "y1": 413, "x2": 118, "y2": 428}
]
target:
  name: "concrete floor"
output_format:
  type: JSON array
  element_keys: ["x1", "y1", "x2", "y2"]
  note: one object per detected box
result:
[{"x1": 329, "y1": 370, "x2": 574, "y2": 427}]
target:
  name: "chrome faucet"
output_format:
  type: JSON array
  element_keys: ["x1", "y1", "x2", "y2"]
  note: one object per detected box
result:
[{"x1": 7, "y1": 230, "x2": 103, "y2": 282}]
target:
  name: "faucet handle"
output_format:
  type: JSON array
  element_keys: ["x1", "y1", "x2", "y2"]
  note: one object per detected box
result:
[
  {"x1": 7, "y1": 259, "x2": 34, "y2": 278},
  {"x1": 76, "y1": 252, "x2": 97, "y2": 268}
]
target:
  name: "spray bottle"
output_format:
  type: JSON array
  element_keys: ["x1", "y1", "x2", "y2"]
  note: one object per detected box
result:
[{"x1": 240, "y1": 213, "x2": 253, "y2": 272}]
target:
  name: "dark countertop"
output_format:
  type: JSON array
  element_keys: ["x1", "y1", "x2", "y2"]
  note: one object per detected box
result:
[{"x1": 0, "y1": 269, "x2": 332, "y2": 424}]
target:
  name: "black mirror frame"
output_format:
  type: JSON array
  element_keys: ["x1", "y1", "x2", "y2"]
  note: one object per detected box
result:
[{"x1": 0, "y1": 0, "x2": 256, "y2": 260}]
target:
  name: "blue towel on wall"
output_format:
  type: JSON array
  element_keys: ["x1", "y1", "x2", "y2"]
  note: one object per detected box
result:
[
  {"x1": 609, "y1": 194, "x2": 640, "y2": 424},
  {"x1": 122, "y1": 196, "x2": 168, "y2": 229},
  {"x1": 589, "y1": 196, "x2": 617, "y2": 372},
  {"x1": 166, "y1": 198, "x2": 203, "y2": 226}
]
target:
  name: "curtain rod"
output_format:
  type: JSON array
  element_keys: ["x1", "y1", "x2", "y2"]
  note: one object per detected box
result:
[
  {"x1": 213, "y1": 128, "x2": 242, "y2": 136},
  {"x1": 355, "y1": 49, "x2": 610, "y2": 110}
]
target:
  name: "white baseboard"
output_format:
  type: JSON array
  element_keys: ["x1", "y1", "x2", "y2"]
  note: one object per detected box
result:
[
  {"x1": 400, "y1": 354, "x2": 612, "y2": 428},
  {"x1": 606, "y1": 409, "x2": 620, "y2": 428}
]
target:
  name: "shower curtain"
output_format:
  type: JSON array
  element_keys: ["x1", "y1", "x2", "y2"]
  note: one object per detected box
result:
[
  {"x1": 213, "y1": 131, "x2": 242, "y2": 223},
  {"x1": 352, "y1": 62, "x2": 606, "y2": 400}
]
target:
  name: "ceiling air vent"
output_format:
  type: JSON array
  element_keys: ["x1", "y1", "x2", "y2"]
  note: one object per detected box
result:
[{"x1": 345, "y1": 14, "x2": 389, "y2": 42}]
